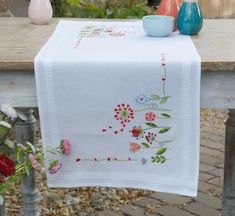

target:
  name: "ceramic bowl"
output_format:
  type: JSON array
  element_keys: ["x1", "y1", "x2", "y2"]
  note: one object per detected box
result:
[{"x1": 142, "y1": 15, "x2": 174, "y2": 37}]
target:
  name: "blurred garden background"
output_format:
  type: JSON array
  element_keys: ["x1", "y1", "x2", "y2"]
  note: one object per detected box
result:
[{"x1": 1, "y1": 0, "x2": 235, "y2": 18}]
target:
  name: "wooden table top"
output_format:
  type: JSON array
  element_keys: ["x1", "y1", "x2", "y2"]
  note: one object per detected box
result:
[{"x1": 0, "y1": 17, "x2": 235, "y2": 72}]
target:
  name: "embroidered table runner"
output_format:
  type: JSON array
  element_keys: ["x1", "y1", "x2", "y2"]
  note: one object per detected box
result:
[{"x1": 35, "y1": 20, "x2": 201, "y2": 196}]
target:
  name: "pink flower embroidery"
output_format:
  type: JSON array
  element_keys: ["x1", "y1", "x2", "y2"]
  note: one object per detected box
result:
[
  {"x1": 145, "y1": 132, "x2": 157, "y2": 144},
  {"x1": 48, "y1": 160, "x2": 62, "y2": 175},
  {"x1": 145, "y1": 112, "x2": 156, "y2": 121},
  {"x1": 29, "y1": 154, "x2": 41, "y2": 171},
  {"x1": 129, "y1": 142, "x2": 141, "y2": 153},
  {"x1": 60, "y1": 139, "x2": 71, "y2": 155},
  {"x1": 114, "y1": 104, "x2": 134, "y2": 127}
]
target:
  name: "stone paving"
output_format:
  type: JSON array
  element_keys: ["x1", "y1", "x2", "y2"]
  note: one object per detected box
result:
[{"x1": 99, "y1": 109, "x2": 227, "y2": 216}]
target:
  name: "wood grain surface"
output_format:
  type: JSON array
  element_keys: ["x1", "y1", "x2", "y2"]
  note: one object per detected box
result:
[{"x1": 0, "y1": 17, "x2": 235, "y2": 71}]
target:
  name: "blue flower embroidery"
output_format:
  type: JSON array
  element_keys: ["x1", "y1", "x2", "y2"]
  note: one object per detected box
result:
[
  {"x1": 141, "y1": 158, "x2": 147, "y2": 165},
  {"x1": 135, "y1": 94, "x2": 149, "y2": 106}
]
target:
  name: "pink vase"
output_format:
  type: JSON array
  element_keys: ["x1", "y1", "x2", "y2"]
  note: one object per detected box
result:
[
  {"x1": 157, "y1": 0, "x2": 182, "y2": 31},
  {"x1": 28, "y1": 0, "x2": 53, "y2": 25}
]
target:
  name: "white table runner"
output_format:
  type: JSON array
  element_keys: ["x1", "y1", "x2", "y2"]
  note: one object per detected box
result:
[{"x1": 35, "y1": 20, "x2": 201, "y2": 196}]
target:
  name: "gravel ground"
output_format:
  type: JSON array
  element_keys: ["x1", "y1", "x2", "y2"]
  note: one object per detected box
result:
[{"x1": 4, "y1": 109, "x2": 227, "y2": 216}]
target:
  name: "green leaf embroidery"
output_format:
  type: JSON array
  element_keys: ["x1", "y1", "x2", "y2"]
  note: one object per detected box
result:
[
  {"x1": 145, "y1": 122, "x2": 157, "y2": 128},
  {"x1": 156, "y1": 147, "x2": 167, "y2": 155},
  {"x1": 150, "y1": 94, "x2": 161, "y2": 100},
  {"x1": 158, "y1": 127, "x2": 171, "y2": 134},
  {"x1": 160, "y1": 156, "x2": 166, "y2": 163},
  {"x1": 161, "y1": 113, "x2": 171, "y2": 118},
  {"x1": 141, "y1": 142, "x2": 150, "y2": 148},
  {"x1": 158, "y1": 140, "x2": 172, "y2": 145},
  {"x1": 156, "y1": 156, "x2": 161, "y2": 163},
  {"x1": 160, "y1": 96, "x2": 169, "y2": 104},
  {"x1": 151, "y1": 155, "x2": 167, "y2": 163}
]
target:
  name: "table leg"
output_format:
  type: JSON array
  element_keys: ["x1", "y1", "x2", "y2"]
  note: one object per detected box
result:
[
  {"x1": 223, "y1": 109, "x2": 235, "y2": 216},
  {"x1": 0, "y1": 194, "x2": 4, "y2": 216},
  {"x1": 15, "y1": 109, "x2": 40, "y2": 216}
]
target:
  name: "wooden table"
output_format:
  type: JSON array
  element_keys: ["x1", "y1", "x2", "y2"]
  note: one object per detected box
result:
[{"x1": 0, "y1": 17, "x2": 235, "y2": 216}]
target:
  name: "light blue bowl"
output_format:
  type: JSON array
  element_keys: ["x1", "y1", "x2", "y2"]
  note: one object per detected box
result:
[{"x1": 143, "y1": 15, "x2": 174, "y2": 37}]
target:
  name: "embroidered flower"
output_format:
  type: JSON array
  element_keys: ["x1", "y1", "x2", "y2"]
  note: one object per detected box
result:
[
  {"x1": 145, "y1": 132, "x2": 157, "y2": 144},
  {"x1": 48, "y1": 160, "x2": 62, "y2": 175},
  {"x1": 29, "y1": 154, "x2": 41, "y2": 171},
  {"x1": 130, "y1": 126, "x2": 144, "y2": 139},
  {"x1": 0, "y1": 104, "x2": 17, "y2": 122},
  {"x1": 141, "y1": 158, "x2": 147, "y2": 165},
  {"x1": 135, "y1": 94, "x2": 149, "y2": 106},
  {"x1": 129, "y1": 142, "x2": 141, "y2": 153},
  {"x1": 0, "y1": 155, "x2": 15, "y2": 177},
  {"x1": 145, "y1": 112, "x2": 156, "y2": 121},
  {"x1": 60, "y1": 139, "x2": 71, "y2": 155},
  {"x1": 114, "y1": 104, "x2": 134, "y2": 127}
]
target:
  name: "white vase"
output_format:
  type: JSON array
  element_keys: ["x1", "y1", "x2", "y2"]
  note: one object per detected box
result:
[{"x1": 28, "y1": 0, "x2": 53, "y2": 25}]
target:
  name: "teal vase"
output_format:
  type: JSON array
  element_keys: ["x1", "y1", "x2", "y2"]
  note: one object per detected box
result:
[{"x1": 176, "y1": 0, "x2": 203, "y2": 35}]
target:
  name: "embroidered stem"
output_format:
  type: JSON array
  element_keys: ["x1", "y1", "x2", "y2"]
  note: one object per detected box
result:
[
  {"x1": 135, "y1": 107, "x2": 171, "y2": 112},
  {"x1": 76, "y1": 157, "x2": 138, "y2": 162},
  {"x1": 143, "y1": 126, "x2": 171, "y2": 131},
  {"x1": 156, "y1": 140, "x2": 172, "y2": 144},
  {"x1": 143, "y1": 147, "x2": 171, "y2": 150},
  {"x1": 162, "y1": 66, "x2": 167, "y2": 96},
  {"x1": 161, "y1": 53, "x2": 167, "y2": 96}
]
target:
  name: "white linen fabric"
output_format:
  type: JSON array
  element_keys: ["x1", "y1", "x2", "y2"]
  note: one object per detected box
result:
[{"x1": 35, "y1": 20, "x2": 201, "y2": 196}]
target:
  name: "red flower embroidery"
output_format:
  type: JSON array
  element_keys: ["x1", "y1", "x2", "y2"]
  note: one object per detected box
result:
[
  {"x1": 0, "y1": 155, "x2": 15, "y2": 177},
  {"x1": 145, "y1": 112, "x2": 156, "y2": 121},
  {"x1": 114, "y1": 104, "x2": 134, "y2": 127},
  {"x1": 129, "y1": 142, "x2": 141, "y2": 153},
  {"x1": 131, "y1": 126, "x2": 144, "y2": 138}
]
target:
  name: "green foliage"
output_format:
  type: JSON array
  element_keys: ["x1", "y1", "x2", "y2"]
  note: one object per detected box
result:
[
  {"x1": 0, "y1": 105, "x2": 43, "y2": 193},
  {"x1": 51, "y1": 0, "x2": 151, "y2": 18}
]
